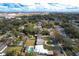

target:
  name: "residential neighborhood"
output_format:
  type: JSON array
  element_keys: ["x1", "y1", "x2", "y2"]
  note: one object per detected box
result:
[{"x1": 0, "y1": 13, "x2": 79, "y2": 56}]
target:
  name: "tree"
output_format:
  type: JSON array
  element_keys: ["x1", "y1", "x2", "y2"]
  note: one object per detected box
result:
[
  {"x1": 23, "y1": 23, "x2": 35, "y2": 35},
  {"x1": 53, "y1": 29, "x2": 64, "y2": 43},
  {"x1": 41, "y1": 29, "x2": 49, "y2": 35},
  {"x1": 64, "y1": 38, "x2": 72, "y2": 47}
]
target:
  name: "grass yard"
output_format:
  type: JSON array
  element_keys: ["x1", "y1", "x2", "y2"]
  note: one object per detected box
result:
[
  {"x1": 28, "y1": 35, "x2": 35, "y2": 40},
  {"x1": 5, "y1": 46, "x2": 22, "y2": 52},
  {"x1": 4, "y1": 46, "x2": 22, "y2": 56},
  {"x1": 44, "y1": 44, "x2": 54, "y2": 51},
  {"x1": 25, "y1": 39, "x2": 35, "y2": 46}
]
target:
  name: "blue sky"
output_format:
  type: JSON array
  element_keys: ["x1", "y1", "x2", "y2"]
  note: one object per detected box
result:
[{"x1": 0, "y1": 0, "x2": 79, "y2": 12}]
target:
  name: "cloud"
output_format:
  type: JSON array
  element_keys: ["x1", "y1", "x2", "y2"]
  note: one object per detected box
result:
[{"x1": 0, "y1": 0, "x2": 79, "y2": 12}]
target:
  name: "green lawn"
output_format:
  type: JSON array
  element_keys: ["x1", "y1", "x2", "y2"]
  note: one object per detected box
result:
[
  {"x1": 28, "y1": 34, "x2": 35, "y2": 40},
  {"x1": 44, "y1": 44, "x2": 54, "y2": 51},
  {"x1": 43, "y1": 35, "x2": 54, "y2": 50}
]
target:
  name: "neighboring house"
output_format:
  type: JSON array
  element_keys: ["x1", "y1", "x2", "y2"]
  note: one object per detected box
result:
[
  {"x1": 0, "y1": 53, "x2": 6, "y2": 56},
  {"x1": 75, "y1": 52, "x2": 79, "y2": 56},
  {"x1": 54, "y1": 25, "x2": 66, "y2": 37},
  {"x1": 0, "y1": 45, "x2": 7, "y2": 56}
]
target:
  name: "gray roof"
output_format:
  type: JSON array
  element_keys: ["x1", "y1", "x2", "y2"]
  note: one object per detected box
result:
[{"x1": 75, "y1": 52, "x2": 79, "y2": 56}]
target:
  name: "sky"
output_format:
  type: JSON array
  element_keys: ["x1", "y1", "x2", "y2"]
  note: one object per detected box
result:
[
  {"x1": 0, "y1": 0, "x2": 79, "y2": 12},
  {"x1": 0, "y1": 0, "x2": 79, "y2": 6}
]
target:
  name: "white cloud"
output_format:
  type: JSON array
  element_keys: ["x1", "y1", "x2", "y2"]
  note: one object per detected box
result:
[
  {"x1": 0, "y1": 0, "x2": 79, "y2": 12},
  {"x1": 0, "y1": 0, "x2": 79, "y2": 7}
]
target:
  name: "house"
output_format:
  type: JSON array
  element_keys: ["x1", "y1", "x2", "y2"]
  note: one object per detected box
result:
[{"x1": 34, "y1": 45, "x2": 48, "y2": 54}]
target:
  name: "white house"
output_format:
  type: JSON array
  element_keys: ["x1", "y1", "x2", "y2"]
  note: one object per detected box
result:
[{"x1": 34, "y1": 45, "x2": 48, "y2": 54}]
